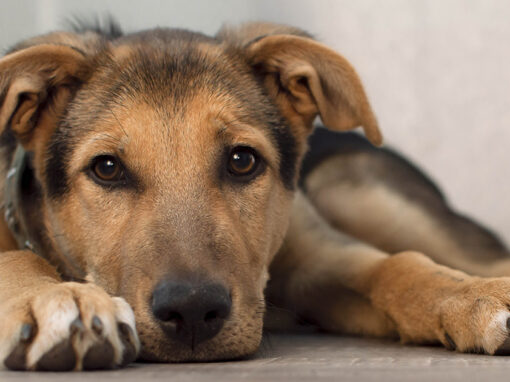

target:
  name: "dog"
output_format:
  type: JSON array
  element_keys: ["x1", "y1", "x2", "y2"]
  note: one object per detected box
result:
[{"x1": 1, "y1": 20, "x2": 510, "y2": 371}]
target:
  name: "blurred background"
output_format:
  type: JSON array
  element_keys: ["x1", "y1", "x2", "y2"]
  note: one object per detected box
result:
[{"x1": 1, "y1": 0, "x2": 509, "y2": 243}]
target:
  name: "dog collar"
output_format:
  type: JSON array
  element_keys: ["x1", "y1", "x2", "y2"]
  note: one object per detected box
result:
[{"x1": 4, "y1": 145, "x2": 36, "y2": 251}]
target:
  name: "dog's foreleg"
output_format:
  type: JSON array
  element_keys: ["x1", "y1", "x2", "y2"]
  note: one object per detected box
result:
[
  {"x1": 0, "y1": 250, "x2": 139, "y2": 370},
  {"x1": 269, "y1": 191, "x2": 510, "y2": 354}
]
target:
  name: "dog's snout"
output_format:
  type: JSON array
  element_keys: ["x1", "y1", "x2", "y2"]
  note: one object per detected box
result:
[{"x1": 152, "y1": 281, "x2": 231, "y2": 348}]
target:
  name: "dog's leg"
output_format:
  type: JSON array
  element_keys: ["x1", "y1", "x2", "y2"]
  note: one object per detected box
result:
[
  {"x1": 268, "y1": 191, "x2": 510, "y2": 354},
  {"x1": 301, "y1": 131, "x2": 510, "y2": 278},
  {"x1": 267, "y1": 192, "x2": 397, "y2": 338},
  {"x1": 0, "y1": 250, "x2": 139, "y2": 370}
]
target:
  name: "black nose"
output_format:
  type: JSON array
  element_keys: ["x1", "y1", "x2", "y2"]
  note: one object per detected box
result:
[{"x1": 152, "y1": 281, "x2": 231, "y2": 348}]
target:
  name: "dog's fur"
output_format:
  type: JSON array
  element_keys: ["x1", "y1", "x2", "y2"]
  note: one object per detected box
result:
[{"x1": 1, "y1": 21, "x2": 510, "y2": 371}]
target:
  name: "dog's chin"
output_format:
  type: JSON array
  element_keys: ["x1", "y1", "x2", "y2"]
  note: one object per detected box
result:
[
  {"x1": 138, "y1": 335, "x2": 262, "y2": 363},
  {"x1": 137, "y1": 322, "x2": 263, "y2": 362},
  {"x1": 139, "y1": 345, "x2": 259, "y2": 363}
]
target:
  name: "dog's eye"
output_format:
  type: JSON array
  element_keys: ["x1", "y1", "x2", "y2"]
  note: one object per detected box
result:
[
  {"x1": 228, "y1": 147, "x2": 259, "y2": 177},
  {"x1": 91, "y1": 156, "x2": 124, "y2": 183}
]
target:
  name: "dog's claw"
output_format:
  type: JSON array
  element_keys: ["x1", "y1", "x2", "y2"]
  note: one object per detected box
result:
[
  {"x1": 444, "y1": 332, "x2": 456, "y2": 351},
  {"x1": 19, "y1": 323, "x2": 34, "y2": 342},
  {"x1": 70, "y1": 318, "x2": 85, "y2": 335},
  {"x1": 92, "y1": 315, "x2": 103, "y2": 335},
  {"x1": 118, "y1": 322, "x2": 137, "y2": 366},
  {"x1": 36, "y1": 338, "x2": 76, "y2": 371},
  {"x1": 83, "y1": 338, "x2": 114, "y2": 370}
]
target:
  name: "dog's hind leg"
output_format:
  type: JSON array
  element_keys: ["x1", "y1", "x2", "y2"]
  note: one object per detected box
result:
[
  {"x1": 268, "y1": 191, "x2": 510, "y2": 354},
  {"x1": 267, "y1": 192, "x2": 398, "y2": 338},
  {"x1": 300, "y1": 129, "x2": 510, "y2": 277}
]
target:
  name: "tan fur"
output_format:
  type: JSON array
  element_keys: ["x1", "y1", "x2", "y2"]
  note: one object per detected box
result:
[{"x1": 0, "y1": 22, "x2": 509, "y2": 371}]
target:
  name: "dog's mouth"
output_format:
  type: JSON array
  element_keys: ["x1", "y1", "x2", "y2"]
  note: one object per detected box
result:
[{"x1": 137, "y1": 313, "x2": 264, "y2": 362}]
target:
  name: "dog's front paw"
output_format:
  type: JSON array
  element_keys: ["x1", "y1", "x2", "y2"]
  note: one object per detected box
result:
[
  {"x1": 438, "y1": 278, "x2": 510, "y2": 355},
  {"x1": 0, "y1": 282, "x2": 139, "y2": 371}
]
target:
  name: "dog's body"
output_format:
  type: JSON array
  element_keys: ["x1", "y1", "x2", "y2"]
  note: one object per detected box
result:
[{"x1": 1, "y1": 21, "x2": 510, "y2": 371}]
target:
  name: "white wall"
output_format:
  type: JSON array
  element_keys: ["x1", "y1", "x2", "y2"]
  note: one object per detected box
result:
[{"x1": 1, "y1": 0, "x2": 510, "y2": 243}]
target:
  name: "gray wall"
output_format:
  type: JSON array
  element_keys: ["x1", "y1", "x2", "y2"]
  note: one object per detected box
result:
[{"x1": 1, "y1": 0, "x2": 510, "y2": 243}]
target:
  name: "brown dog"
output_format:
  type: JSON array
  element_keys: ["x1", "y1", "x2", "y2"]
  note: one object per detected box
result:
[{"x1": 1, "y1": 21, "x2": 510, "y2": 371}]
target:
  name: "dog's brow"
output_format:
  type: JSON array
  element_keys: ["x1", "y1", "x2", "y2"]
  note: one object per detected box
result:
[
  {"x1": 108, "y1": 107, "x2": 129, "y2": 139},
  {"x1": 216, "y1": 125, "x2": 228, "y2": 136},
  {"x1": 88, "y1": 133, "x2": 124, "y2": 149},
  {"x1": 215, "y1": 113, "x2": 263, "y2": 133},
  {"x1": 89, "y1": 91, "x2": 129, "y2": 139},
  {"x1": 215, "y1": 119, "x2": 258, "y2": 138},
  {"x1": 214, "y1": 117, "x2": 247, "y2": 137}
]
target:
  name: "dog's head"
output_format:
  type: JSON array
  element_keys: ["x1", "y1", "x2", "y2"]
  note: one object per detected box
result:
[{"x1": 0, "y1": 22, "x2": 380, "y2": 361}]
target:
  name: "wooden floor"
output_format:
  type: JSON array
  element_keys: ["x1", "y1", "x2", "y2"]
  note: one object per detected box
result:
[{"x1": 2, "y1": 333, "x2": 510, "y2": 381}]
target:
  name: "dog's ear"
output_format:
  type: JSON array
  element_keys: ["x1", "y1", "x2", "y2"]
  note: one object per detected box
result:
[
  {"x1": 0, "y1": 43, "x2": 92, "y2": 150},
  {"x1": 220, "y1": 23, "x2": 382, "y2": 145}
]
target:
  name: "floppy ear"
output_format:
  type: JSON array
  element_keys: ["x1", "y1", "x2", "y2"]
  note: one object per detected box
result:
[
  {"x1": 0, "y1": 44, "x2": 91, "y2": 150},
  {"x1": 241, "y1": 31, "x2": 382, "y2": 145}
]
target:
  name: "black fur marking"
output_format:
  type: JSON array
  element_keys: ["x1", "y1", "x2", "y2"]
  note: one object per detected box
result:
[
  {"x1": 45, "y1": 120, "x2": 73, "y2": 199},
  {"x1": 269, "y1": 120, "x2": 297, "y2": 190},
  {"x1": 300, "y1": 127, "x2": 445, "y2": 201},
  {"x1": 0, "y1": 127, "x2": 17, "y2": 163},
  {"x1": 249, "y1": 64, "x2": 298, "y2": 190},
  {"x1": 300, "y1": 128, "x2": 377, "y2": 185},
  {"x1": 66, "y1": 15, "x2": 123, "y2": 39}
]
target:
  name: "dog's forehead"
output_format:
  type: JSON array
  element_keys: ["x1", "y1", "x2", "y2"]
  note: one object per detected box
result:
[
  {"x1": 109, "y1": 32, "x2": 239, "y2": 101},
  {"x1": 80, "y1": 29, "x2": 277, "y2": 135}
]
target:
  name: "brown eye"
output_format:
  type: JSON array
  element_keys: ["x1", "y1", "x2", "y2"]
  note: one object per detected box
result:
[
  {"x1": 92, "y1": 155, "x2": 122, "y2": 182},
  {"x1": 228, "y1": 147, "x2": 259, "y2": 176}
]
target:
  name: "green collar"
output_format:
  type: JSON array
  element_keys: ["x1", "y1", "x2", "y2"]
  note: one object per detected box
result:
[{"x1": 4, "y1": 145, "x2": 35, "y2": 251}]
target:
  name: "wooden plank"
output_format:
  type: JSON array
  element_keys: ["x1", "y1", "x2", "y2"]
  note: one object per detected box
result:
[{"x1": 1, "y1": 334, "x2": 509, "y2": 381}]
